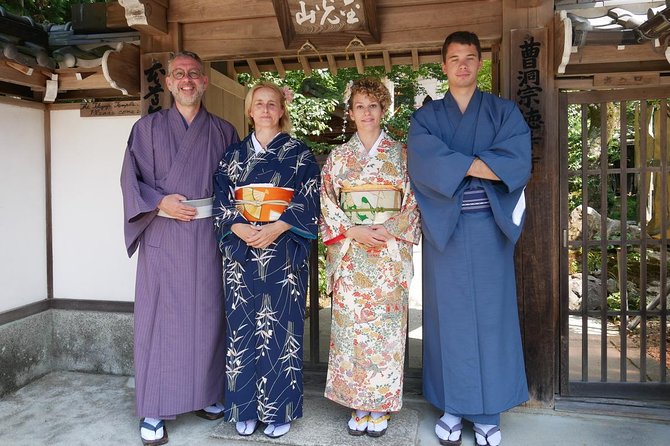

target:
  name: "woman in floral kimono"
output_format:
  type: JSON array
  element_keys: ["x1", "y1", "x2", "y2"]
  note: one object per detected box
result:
[
  {"x1": 213, "y1": 81, "x2": 320, "y2": 439},
  {"x1": 320, "y1": 78, "x2": 421, "y2": 437}
]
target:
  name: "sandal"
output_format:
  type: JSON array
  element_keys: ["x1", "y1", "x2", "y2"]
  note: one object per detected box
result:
[
  {"x1": 474, "y1": 425, "x2": 501, "y2": 446},
  {"x1": 194, "y1": 403, "x2": 225, "y2": 420},
  {"x1": 235, "y1": 419, "x2": 259, "y2": 436},
  {"x1": 366, "y1": 412, "x2": 390, "y2": 438},
  {"x1": 436, "y1": 419, "x2": 463, "y2": 446},
  {"x1": 347, "y1": 411, "x2": 369, "y2": 436},
  {"x1": 139, "y1": 419, "x2": 169, "y2": 446}
]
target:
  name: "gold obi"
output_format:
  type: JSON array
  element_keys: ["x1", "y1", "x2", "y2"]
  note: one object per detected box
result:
[
  {"x1": 339, "y1": 184, "x2": 403, "y2": 225},
  {"x1": 234, "y1": 183, "x2": 294, "y2": 222}
]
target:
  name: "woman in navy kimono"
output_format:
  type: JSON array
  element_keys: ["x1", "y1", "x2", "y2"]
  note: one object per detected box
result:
[{"x1": 213, "y1": 81, "x2": 320, "y2": 439}]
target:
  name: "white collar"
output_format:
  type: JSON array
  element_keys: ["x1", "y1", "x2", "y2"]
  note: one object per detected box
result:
[
  {"x1": 251, "y1": 131, "x2": 281, "y2": 154},
  {"x1": 357, "y1": 130, "x2": 385, "y2": 156}
]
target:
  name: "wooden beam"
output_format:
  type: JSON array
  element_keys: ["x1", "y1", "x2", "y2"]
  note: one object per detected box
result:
[
  {"x1": 208, "y1": 67, "x2": 247, "y2": 99},
  {"x1": 326, "y1": 54, "x2": 338, "y2": 76},
  {"x1": 411, "y1": 48, "x2": 419, "y2": 71},
  {"x1": 272, "y1": 57, "x2": 286, "y2": 78},
  {"x1": 102, "y1": 43, "x2": 140, "y2": 95},
  {"x1": 298, "y1": 56, "x2": 312, "y2": 77},
  {"x1": 593, "y1": 72, "x2": 660, "y2": 87},
  {"x1": 182, "y1": 2, "x2": 502, "y2": 60},
  {"x1": 353, "y1": 52, "x2": 365, "y2": 74},
  {"x1": 106, "y1": 1, "x2": 130, "y2": 29},
  {"x1": 118, "y1": 0, "x2": 168, "y2": 35},
  {"x1": 383, "y1": 51, "x2": 392, "y2": 73},
  {"x1": 247, "y1": 59, "x2": 261, "y2": 79},
  {"x1": 226, "y1": 61, "x2": 237, "y2": 79},
  {"x1": 0, "y1": 60, "x2": 49, "y2": 90},
  {"x1": 57, "y1": 69, "x2": 112, "y2": 91}
]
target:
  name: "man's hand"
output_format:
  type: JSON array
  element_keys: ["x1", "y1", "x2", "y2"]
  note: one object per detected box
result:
[
  {"x1": 233, "y1": 221, "x2": 292, "y2": 249},
  {"x1": 158, "y1": 194, "x2": 197, "y2": 221},
  {"x1": 467, "y1": 158, "x2": 500, "y2": 181},
  {"x1": 346, "y1": 226, "x2": 389, "y2": 247}
]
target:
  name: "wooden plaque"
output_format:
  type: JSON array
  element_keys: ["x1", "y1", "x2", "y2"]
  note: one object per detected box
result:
[
  {"x1": 140, "y1": 52, "x2": 171, "y2": 116},
  {"x1": 272, "y1": 0, "x2": 379, "y2": 49}
]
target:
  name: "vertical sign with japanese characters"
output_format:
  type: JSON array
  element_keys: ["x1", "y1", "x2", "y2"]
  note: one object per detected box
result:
[
  {"x1": 140, "y1": 52, "x2": 172, "y2": 116},
  {"x1": 511, "y1": 28, "x2": 546, "y2": 169}
]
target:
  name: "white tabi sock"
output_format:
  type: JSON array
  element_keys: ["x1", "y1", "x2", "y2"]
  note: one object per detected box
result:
[
  {"x1": 235, "y1": 419, "x2": 258, "y2": 435},
  {"x1": 203, "y1": 402, "x2": 224, "y2": 414},
  {"x1": 348, "y1": 410, "x2": 370, "y2": 432},
  {"x1": 140, "y1": 417, "x2": 164, "y2": 442},
  {"x1": 264, "y1": 422, "x2": 291, "y2": 438},
  {"x1": 367, "y1": 411, "x2": 389, "y2": 433},
  {"x1": 474, "y1": 423, "x2": 502, "y2": 446},
  {"x1": 435, "y1": 412, "x2": 462, "y2": 442}
]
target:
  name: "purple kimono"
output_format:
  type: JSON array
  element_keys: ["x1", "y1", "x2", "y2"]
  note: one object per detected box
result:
[
  {"x1": 121, "y1": 106, "x2": 239, "y2": 419},
  {"x1": 408, "y1": 89, "x2": 531, "y2": 424}
]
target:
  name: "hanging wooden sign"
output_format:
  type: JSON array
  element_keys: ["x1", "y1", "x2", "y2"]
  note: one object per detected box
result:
[
  {"x1": 80, "y1": 100, "x2": 140, "y2": 117},
  {"x1": 272, "y1": 0, "x2": 379, "y2": 49},
  {"x1": 511, "y1": 28, "x2": 547, "y2": 169},
  {"x1": 140, "y1": 52, "x2": 172, "y2": 116}
]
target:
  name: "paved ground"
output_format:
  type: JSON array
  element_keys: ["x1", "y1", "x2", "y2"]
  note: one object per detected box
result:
[{"x1": 0, "y1": 371, "x2": 668, "y2": 446}]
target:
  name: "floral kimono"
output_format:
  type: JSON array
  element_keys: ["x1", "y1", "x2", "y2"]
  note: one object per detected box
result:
[{"x1": 320, "y1": 131, "x2": 421, "y2": 412}]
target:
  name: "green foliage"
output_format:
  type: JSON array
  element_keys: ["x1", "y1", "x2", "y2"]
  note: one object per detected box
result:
[
  {"x1": 238, "y1": 61, "x2": 493, "y2": 154},
  {"x1": 2, "y1": 0, "x2": 100, "y2": 24}
]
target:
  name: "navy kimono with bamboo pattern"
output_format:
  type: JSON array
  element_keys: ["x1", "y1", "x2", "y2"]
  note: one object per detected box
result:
[{"x1": 213, "y1": 132, "x2": 320, "y2": 424}]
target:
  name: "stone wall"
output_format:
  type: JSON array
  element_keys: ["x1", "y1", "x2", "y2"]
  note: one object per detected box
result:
[{"x1": 0, "y1": 310, "x2": 133, "y2": 397}]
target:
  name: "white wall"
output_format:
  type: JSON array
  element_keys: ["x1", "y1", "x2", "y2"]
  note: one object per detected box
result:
[
  {"x1": 0, "y1": 101, "x2": 48, "y2": 313},
  {"x1": 50, "y1": 109, "x2": 137, "y2": 301}
]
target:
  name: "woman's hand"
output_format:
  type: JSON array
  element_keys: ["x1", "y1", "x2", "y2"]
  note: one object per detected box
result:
[
  {"x1": 243, "y1": 220, "x2": 292, "y2": 249},
  {"x1": 345, "y1": 225, "x2": 391, "y2": 248},
  {"x1": 231, "y1": 223, "x2": 261, "y2": 242}
]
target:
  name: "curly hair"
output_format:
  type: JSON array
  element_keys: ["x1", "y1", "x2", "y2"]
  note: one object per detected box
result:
[
  {"x1": 347, "y1": 77, "x2": 391, "y2": 113},
  {"x1": 245, "y1": 81, "x2": 293, "y2": 133}
]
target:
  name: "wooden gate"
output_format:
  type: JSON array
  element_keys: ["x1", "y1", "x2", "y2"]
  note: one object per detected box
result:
[{"x1": 559, "y1": 88, "x2": 670, "y2": 400}]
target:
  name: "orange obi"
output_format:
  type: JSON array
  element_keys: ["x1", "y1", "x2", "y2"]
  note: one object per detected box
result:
[
  {"x1": 234, "y1": 183, "x2": 294, "y2": 222},
  {"x1": 339, "y1": 184, "x2": 403, "y2": 225}
]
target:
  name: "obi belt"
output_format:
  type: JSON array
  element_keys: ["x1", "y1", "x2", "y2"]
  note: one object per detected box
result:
[
  {"x1": 339, "y1": 184, "x2": 403, "y2": 225},
  {"x1": 338, "y1": 184, "x2": 403, "y2": 261},
  {"x1": 234, "y1": 183, "x2": 294, "y2": 222},
  {"x1": 461, "y1": 187, "x2": 490, "y2": 213}
]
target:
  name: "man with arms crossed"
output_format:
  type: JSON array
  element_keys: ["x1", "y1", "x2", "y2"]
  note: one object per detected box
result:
[{"x1": 408, "y1": 31, "x2": 531, "y2": 446}]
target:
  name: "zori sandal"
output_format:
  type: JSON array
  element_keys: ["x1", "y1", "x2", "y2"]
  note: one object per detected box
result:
[
  {"x1": 474, "y1": 424, "x2": 501, "y2": 446},
  {"x1": 347, "y1": 411, "x2": 369, "y2": 436},
  {"x1": 366, "y1": 412, "x2": 390, "y2": 438},
  {"x1": 436, "y1": 418, "x2": 463, "y2": 446},
  {"x1": 139, "y1": 418, "x2": 168, "y2": 446}
]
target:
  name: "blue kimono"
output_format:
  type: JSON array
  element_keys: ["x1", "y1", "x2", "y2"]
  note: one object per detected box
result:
[
  {"x1": 213, "y1": 133, "x2": 320, "y2": 424},
  {"x1": 407, "y1": 89, "x2": 531, "y2": 423}
]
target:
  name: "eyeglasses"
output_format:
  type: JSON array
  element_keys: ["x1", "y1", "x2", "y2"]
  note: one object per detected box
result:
[{"x1": 170, "y1": 69, "x2": 202, "y2": 80}]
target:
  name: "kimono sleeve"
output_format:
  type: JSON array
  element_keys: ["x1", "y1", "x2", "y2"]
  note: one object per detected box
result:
[
  {"x1": 319, "y1": 149, "x2": 355, "y2": 245},
  {"x1": 120, "y1": 120, "x2": 165, "y2": 257},
  {"x1": 407, "y1": 107, "x2": 475, "y2": 199},
  {"x1": 382, "y1": 147, "x2": 421, "y2": 245},
  {"x1": 212, "y1": 149, "x2": 249, "y2": 260},
  {"x1": 475, "y1": 100, "x2": 531, "y2": 193},
  {"x1": 278, "y1": 143, "x2": 321, "y2": 240}
]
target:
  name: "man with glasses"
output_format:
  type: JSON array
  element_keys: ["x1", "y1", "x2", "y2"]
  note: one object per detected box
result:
[{"x1": 121, "y1": 51, "x2": 239, "y2": 445}]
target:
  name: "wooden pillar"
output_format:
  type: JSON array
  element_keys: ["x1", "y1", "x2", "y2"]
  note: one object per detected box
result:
[{"x1": 501, "y1": 0, "x2": 558, "y2": 407}]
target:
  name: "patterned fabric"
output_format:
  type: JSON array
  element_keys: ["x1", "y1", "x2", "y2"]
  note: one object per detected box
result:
[
  {"x1": 461, "y1": 188, "x2": 490, "y2": 212},
  {"x1": 320, "y1": 132, "x2": 421, "y2": 412},
  {"x1": 120, "y1": 106, "x2": 239, "y2": 419},
  {"x1": 213, "y1": 132, "x2": 320, "y2": 424}
]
